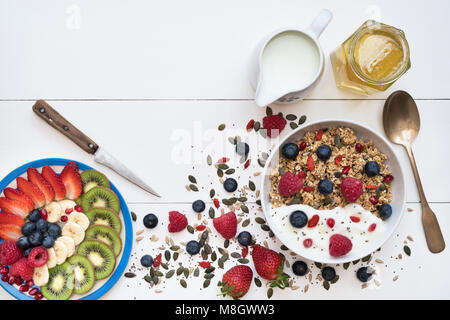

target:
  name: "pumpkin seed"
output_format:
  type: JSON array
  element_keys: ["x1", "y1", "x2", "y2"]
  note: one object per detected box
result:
[
  {"x1": 269, "y1": 231, "x2": 275, "y2": 238},
  {"x1": 256, "y1": 199, "x2": 261, "y2": 206},
  {"x1": 176, "y1": 266, "x2": 184, "y2": 276},
  {"x1": 403, "y1": 245, "x2": 411, "y2": 256},
  {"x1": 228, "y1": 137, "x2": 236, "y2": 145},
  {"x1": 298, "y1": 115, "x2": 307, "y2": 125},
  {"x1": 211, "y1": 251, "x2": 217, "y2": 261},
  {"x1": 362, "y1": 254, "x2": 371, "y2": 262},
  {"x1": 150, "y1": 267, "x2": 155, "y2": 277},
  {"x1": 343, "y1": 262, "x2": 350, "y2": 270},
  {"x1": 144, "y1": 275, "x2": 152, "y2": 283},
  {"x1": 170, "y1": 245, "x2": 180, "y2": 251},
  {"x1": 204, "y1": 243, "x2": 212, "y2": 254},
  {"x1": 286, "y1": 114, "x2": 297, "y2": 121},
  {"x1": 267, "y1": 288, "x2": 273, "y2": 299},
  {"x1": 205, "y1": 267, "x2": 216, "y2": 273},
  {"x1": 238, "y1": 258, "x2": 249, "y2": 264},
  {"x1": 194, "y1": 267, "x2": 200, "y2": 277},
  {"x1": 189, "y1": 184, "x2": 199, "y2": 192},
  {"x1": 259, "y1": 129, "x2": 267, "y2": 138},
  {"x1": 204, "y1": 273, "x2": 215, "y2": 279},
  {"x1": 323, "y1": 280, "x2": 330, "y2": 290},
  {"x1": 225, "y1": 169, "x2": 235, "y2": 175},
  {"x1": 290, "y1": 122, "x2": 298, "y2": 130},
  {"x1": 224, "y1": 239, "x2": 230, "y2": 248},
  {"x1": 266, "y1": 106, "x2": 273, "y2": 116},
  {"x1": 207, "y1": 155, "x2": 212, "y2": 165},
  {"x1": 184, "y1": 267, "x2": 189, "y2": 278},
  {"x1": 242, "y1": 218, "x2": 250, "y2": 227},
  {"x1": 322, "y1": 197, "x2": 333, "y2": 205},
  {"x1": 154, "y1": 270, "x2": 163, "y2": 277},
  {"x1": 254, "y1": 121, "x2": 261, "y2": 132},
  {"x1": 258, "y1": 158, "x2": 266, "y2": 167},
  {"x1": 280, "y1": 245, "x2": 289, "y2": 251},
  {"x1": 254, "y1": 278, "x2": 262, "y2": 287},
  {"x1": 331, "y1": 275, "x2": 340, "y2": 284},
  {"x1": 231, "y1": 252, "x2": 241, "y2": 259},
  {"x1": 334, "y1": 171, "x2": 342, "y2": 178},
  {"x1": 210, "y1": 189, "x2": 215, "y2": 198},
  {"x1": 217, "y1": 169, "x2": 223, "y2": 177},
  {"x1": 261, "y1": 224, "x2": 270, "y2": 231},
  {"x1": 124, "y1": 272, "x2": 136, "y2": 278},
  {"x1": 201, "y1": 231, "x2": 209, "y2": 240},
  {"x1": 334, "y1": 135, "x2": 341, "y2": 148},
  {"x1": 314, "y1": 262, "x2": 322, "y2": 269},
  {"x1": 255, "y1": 217, "x2": 266, "y2": 224},
  {"x1": 165, "y1": 270, "x2": 175, "y2": 279},
  {"x1": 187, "y1": 225, "x2": 194, "y2": 234},
  {"x1": 241, "y1": 205, "x2": 249, "y2": 213},
  {"x1": 180, "y1": 279, "x2": 187, "y2": 288},
  {"x1": 209, "y1": 207, "x2": 215, "y2": 218},
  {"x1": 203, "y1": 279, "x2": 211, "y2": 288},
  {"x1": 130, "y1": 211, "x2": 137, "y2": 222},
  {"x1": 188, "y1": 175, "x2": 197, "y2": 184},
  {"x1": 161, "y1": 262, "x2": 169, "y2": 270},
  {"x1": 153, "y1": 275, "x2": 159, "y2": 284},
  {"x1": 238, "y1": 197, "x2": 247, "y2": 202},
  {"x1": 173, "y1": 252, "x2": 179, "y2": 261},
  {"x1": 218, "y1": 123, "x2": 226, "y2": 131},
  {"x1": 249, "y1": 180, "x2": 256, "y2": 191}
]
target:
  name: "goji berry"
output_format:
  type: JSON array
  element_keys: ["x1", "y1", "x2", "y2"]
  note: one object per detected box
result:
[
  {"x1": 244, "y1": 159, "x2": 251, "y2": 169},
  {"x1": 316, "y1": 129, "x2": 323, "y2": 141},
  {"x1": 196, "y1": 225, "x2": 206, "y2": 231},
  {"x1": 350, "y1": 216, "x2": 360, "y2": 223},
  {"x1": 213, "y1": 198, "x2": 220, "y2": 208},
  {"x1": 199, "y1": 261, "x2": 211, "y2": 268},
  {"x1": 307, "y1": 156, "x2": 314, "y2": 171},
  {"x1": 241, "y1": 246, "x2": 248, "y2": 258},
  {"x1": 368, "y1": 223, "x2": 377, "y2": 232},
  {"x1": 342, "y1": 166, "x2": 350, "y2": 175},
  {"x1": 153, "y1": 253, "x2": 162, "y2": 267},
  {"x1": 303, "y1": 186, "x2": 314, "y2": 192},
  {"x1": 307, "y1": 215, "x2": 319, "y2": 228},
  {"x1": 366, "y1": 184, "x2": 378, "y2": 190},
  {"x1": 335, "y1": 154, "x2": 343, "y2": 166},
  {"x1": 246, "y1": 119, "x2": 255, "y2": 131},
  {"x1": 217, "y1": 157, "x2": 229, "y2": 163}
]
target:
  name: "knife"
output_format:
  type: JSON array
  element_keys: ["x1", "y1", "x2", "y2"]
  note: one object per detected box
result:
[{"x1": 32, "y1": 100, "x2": 161, "y2": 198}]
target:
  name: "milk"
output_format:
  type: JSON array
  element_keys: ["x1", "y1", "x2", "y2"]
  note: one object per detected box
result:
[{"x1": 256, "y1": 31, "x2": 321, "y2": 106}]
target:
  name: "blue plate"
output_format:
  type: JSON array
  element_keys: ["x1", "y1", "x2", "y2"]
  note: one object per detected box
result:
[{"x1": 0, "y1": 158, "x2": 133, "y2": 300}]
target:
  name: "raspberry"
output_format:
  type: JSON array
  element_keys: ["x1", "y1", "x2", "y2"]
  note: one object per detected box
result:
[
  {"x1": 246, "y1": 119, "x2": 255, "y2": 131},
  {"x1": 213, "y1": 212, "x2": 237, "y2": 239},
  {"x1": 355, "y1": 143, "x2": 364, "y2": 153},
  {"x1": 298, "y1": 171, "x2": 307, "y2": 179},
  {"x1": 262, "y1": 115, "x2": 287, "y2": 138},
  {"x1": 329, "y1": 234, "x2": 353, "y2": 257},
  {"x1": 153, "y1": 253, "x2": 162, "y2": 267},
  {"x1": 299, "y1": 141, "x2": 307, "y2": 151},
  {"x1": 278, "y1": 172, "x2": 303, "y2": 197},
  {"x1": 340, "y1": 177, "x2": 363, "y2": 203},
  {"x1": 383, "y1": 174, "x2": 394, "y2": 183},
  {"x1": 27, "y1": 247, "x2": 48, "y2": 267},
  {"x1": 168, "y1": 211, "x2": 188, "y2": 232},
  {"x1": 9, "y1": 258, "x2": 34, "y2": 281},
  {"x1": 0, "y1": 241, "x2": 22, "y2": 265}
]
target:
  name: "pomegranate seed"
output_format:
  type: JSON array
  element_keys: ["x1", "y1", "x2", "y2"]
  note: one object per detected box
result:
[
  {"x1": 217, "y1": 157, "x2": 229, "y2": 164},
  {"x1": 195, "y1": 225, "x2": 206, "y2": 231},
  {"x1": 74, "y1": 205, "x2": 83, "y2": 212},
  {"x1": 355, "y1": 143, "x2": 363, "y2": 153},
  {"x1": 299, "y1": 141, "x2": 307, "y2": 151},
  {"x1": 307, "y1": 215, "x2": 319, "y2": 228},
  {"x1": 244, "y1": 159, "x2": 251, "y2": 169},
  {"x1": 298, "y1": 171, "x2": 307, "y2": 179},
  {"x1": 316, "y1": 129, "x2": 323, "y2": 141},
  {"x1": 366, "y1": 184, "x2": 378, "y2": 190},
  {"x1": 199, "y1": 261, "x2": 211, "y2": 268},
  {"x1": 60, "y1": 215, "x2": 68, "y2": 222},
  {"x1": 342, "y1": 166, "x2": 350, "y2": 175},
  {"x1": 303, "y1": 238, "x2": 313, "y2": 248},
  {"x1": 303, "y1": 186, "x2": 314, "y2": 192},
  {"x1": 39, "y1": 209, "x2": 48, "y2": 220},
  {"x1": 246, "y1": 119, "x2": 255, "y2": 131},
  {"x1": 34, "y1": 293, "x2": 43, "y2": 300},
  {"x1": 369, "y1": 196, "x2": 378, "y2": 205},
  {"x1": 335, "y1": 154, "x2": 343, "y2": 166},
  {"x1": 14, "y1": 277, "x2": 23, "y2": 286},
  {"x1": 383, "y1": 175, "x2": 394, "y2": 183},
  {"x1": 368, "y1": 223, "x2": 377, "y2": 232},
  {"x1": 326, "y1": 218, "x2": 335, "y2": 228},
  {"x1": 213, "y1": 198, "x2": 220, "y2": 209},
  {"x1": 241, "y1": 246, "x2": 248, "y2": 258},
  {"x1": 0, "y1": 266, "x2": 9, "y2": 275},
  {"x1": 1, "y1": 274, "x2": 8, "y2": 282},
  {"x1": 307, "y1": 156, "x2": 315, "y2": 171},
  {"x1": 26, "y1": 280, "x2": 34, "y2": 287},
  {"x1": 153, "y1": 253, "x2": 162, "y2": 267},
  {"x1": 29, "y1": 288, "x2": 39, "y2": 296},
  {"x1": 8, "y1": 276, "x2": 15, "y2": 285},
  {"x1": 350, "y1": 216, "x2": 361, "y2": 223},
  {"x1": 19, "y1": 285, "x2": 29, "y2": 292},
  {"x1": 65, "y1": 208, "x2": 73, "y2": 214}
]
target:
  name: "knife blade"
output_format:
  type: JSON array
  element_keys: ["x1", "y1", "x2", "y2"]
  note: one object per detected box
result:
[{"x1": 32, "y1": 100, "x2": 161, "y2": 198}]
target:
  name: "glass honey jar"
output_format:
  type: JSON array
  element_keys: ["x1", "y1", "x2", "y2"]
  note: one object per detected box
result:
[{"x1": 330, "y1": 20, "x2": 410, "y2": 95}]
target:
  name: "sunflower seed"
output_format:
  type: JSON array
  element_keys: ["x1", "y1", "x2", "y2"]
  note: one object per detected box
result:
[{"x1": 124, "y1": 272, "x2": 136, "y2": 278}]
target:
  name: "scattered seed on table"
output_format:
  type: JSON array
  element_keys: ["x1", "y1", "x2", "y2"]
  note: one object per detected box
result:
[
  {"x1": 180, "y1": 279, "x2": 187, "y2": 288},
  {"x1": 403, "y1": 245, "x2": 411, "y2": 256},
  {"x1": 203, "y1": 279, "x2": 211, "y2": 288},
  {"x1": 254, "y1": 278, "x2": 262, "y2": 287},
  {"x1": 218, "y1": 123, "x2": 226, "y2": 131},
  {"x1": 124, "y1": 272, "x2": 136, "y2": 278},
  {"x1": 165, "y1": 270, "x2": 175, "y2": 279},
  {"x1": 131, "y1": 211, "x2": 137, "y2": 221},
  {"x1": 298, "y1": 115, "x2": 307, "y2": 125}
]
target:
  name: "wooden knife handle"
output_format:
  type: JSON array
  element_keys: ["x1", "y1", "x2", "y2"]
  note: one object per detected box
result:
[{"x1": 32, "y1": 100, "x2": 99, "y2": 154}]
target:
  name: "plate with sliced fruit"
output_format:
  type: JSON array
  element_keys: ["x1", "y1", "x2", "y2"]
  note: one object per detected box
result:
[{"x1": 0, "y1": 158, "x2": 132, "y2": 300}]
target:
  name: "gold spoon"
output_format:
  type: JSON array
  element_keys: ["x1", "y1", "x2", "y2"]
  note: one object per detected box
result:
[{"x1": 383, "y1": 90, "x2": 445, "y2": 253}]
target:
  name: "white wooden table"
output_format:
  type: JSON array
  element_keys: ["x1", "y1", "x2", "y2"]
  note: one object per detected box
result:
[{"x1": 0, "y1": 0, "x2": 449, "y2": 300}]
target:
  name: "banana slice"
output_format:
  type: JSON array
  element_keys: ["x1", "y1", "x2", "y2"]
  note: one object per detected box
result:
[
  {"x1": 58, "y1": 199, "x2": 77, "y2": 213},
  {"x1": 58, "y1": 236, "x2": 75, "y2": 257},
  {"x1": 62, "y1": 222, "x2": 85, "y2": 245},
  {"x1": 46, "y1": 248, "x2": 57, "y2": 268},
  {"x1": 44, "y1": 201, "x2": 62, "y2": 223},
  {"x1": 33, "y1": 265, "x2": 49, "y2": 286},
  {"x1": 67, "y1": 212, "x2": 90, "y2": 231},
  {"x1": 53, "y1": 239, "x2": 68, "y2": 265}
]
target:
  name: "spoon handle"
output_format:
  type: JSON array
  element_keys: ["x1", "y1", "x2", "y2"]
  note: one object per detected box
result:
[{"x1": 404, "y1": 144, "x2": 445, "y2": 253}]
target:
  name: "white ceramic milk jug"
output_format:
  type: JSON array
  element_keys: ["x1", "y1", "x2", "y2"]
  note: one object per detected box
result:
[{"x1": 250, "y1": 9, "x2": 333, "y2": 107}]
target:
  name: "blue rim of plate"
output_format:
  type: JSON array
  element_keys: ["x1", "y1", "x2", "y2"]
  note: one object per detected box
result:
[{"x1": 0, "y1": 158, "x2": 133, "y2": 300}]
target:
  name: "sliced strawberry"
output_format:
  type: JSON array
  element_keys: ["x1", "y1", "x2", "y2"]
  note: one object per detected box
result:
[
  {"x1": 60, "y1": 163, "x2": 82, "y2": 200},
  {"x1": 27, "y1": 167, "x2": 55, "y2": 204},
  {"x1": 0, "y1": 224, "x2": 22, "y2": 241},
  {"x1": 41, "y1": 165, "x2": 66, "y2": 201},
  {"x1": 0, "y1": 197, "x2": 31, "y2": 218},
  {"x1": 3, "y1": 187, "x2": 34, "y2": 211},
  {"x1": 0, "y1": 212, "x2": 25, "y2": 226},
  {"x1": 16, "y1": 177, "x2": 45, "y2": 208}
]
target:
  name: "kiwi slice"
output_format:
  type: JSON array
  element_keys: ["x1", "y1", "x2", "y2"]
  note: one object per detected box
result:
[
  {"x1": 80, "y1": 170, "x2": 110, "y2": 194},
  {"x1": 41, "y1": 262, "x2": 74, "y2": 300},
  {"x1": 67, "y1": 254, "x2": 95, "y2": 294},
  {"x1": 85, "y1": 208, "x2": 122, "y2": 234},
  {"x1": 85, "y1": 225, "x2": 122, "y2": 256},
  {"x1": 77, "y1": 239, "x2": 116, "y2": 280},
  {"x1": 81, "y1": 186, "x2": 120, "y2": 214}
]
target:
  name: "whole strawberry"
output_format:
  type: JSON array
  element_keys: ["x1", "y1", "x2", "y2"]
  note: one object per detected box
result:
[
  {"x1": 278, "y1": 172, "x2": 303, "y2": 197},
  {"x1": 263, "y1": 115, "x2": 287, "y2": 138},
  {"x1": 341, "y1": 177, "x2": 363, "y2": 203},
  {"x1": 213, "y1": 211, "x2": 237, "y2": 239},
  {"x1": 168, "y1": 211, "x2": 188, "y2": 232},
  {"x1": 0, "y1": 241, "x2": 22, "y2": 265},
  {"x1": 9, "y1": 258, "x2": 34, "y2": 281},
  {"x1": 251, "y1": 244, "x2": 289, "y2": 288},
  {"x1": 219, "y1": 265, "x2": 253, "y2": 299},
  {"x1": 329, "y1": 234, "x2": 353, "y2": 257}
]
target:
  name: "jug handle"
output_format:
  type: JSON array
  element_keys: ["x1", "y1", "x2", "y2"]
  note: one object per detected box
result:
[{"x1": 307, "y1": 9, "x2": 333, "y2": 38}]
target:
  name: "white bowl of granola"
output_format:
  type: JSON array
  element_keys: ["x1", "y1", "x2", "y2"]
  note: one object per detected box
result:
[{"x1": 261, "y1": 120, "x2": 406, "y2": 264}]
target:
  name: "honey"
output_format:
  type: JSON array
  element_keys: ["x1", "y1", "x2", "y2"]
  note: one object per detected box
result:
[{"x1": 330, "y1": 20, "x2": 410, "y2": 95}]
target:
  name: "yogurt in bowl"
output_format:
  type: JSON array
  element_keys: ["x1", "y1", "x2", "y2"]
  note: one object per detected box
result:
[{"x1": 260, "y1": 120, "x2": 405, "y2": 264}]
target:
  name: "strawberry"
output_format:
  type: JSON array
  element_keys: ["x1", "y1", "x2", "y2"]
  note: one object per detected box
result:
[
  {"x1": 329, "y1": 234, "x2": 353, "y2": 257},
  {"x1": 262, "y1": 115, "x2": 287, "y2": 138},
  {"x1": 0, "y1": 241, "x2": 22, "y2": 265},
  {"x1": 27, "y1": 167, "x2": 55, "y2": 204},
  {"x1": 340, "y1": 177, "x2": 363, "y2": 203},
  {"x1": 0, "y1": 224, "x2": 22, "y2": 241},
  {"x1": 168, "y1": 211, "x2": 188, "y2": 232},
  {"x1": 278, "y1": 172, "x2": 303, "y2": 197},
  {"x1": 41, "y1": 165, "x2": 66, "y2": 200},
  {"x1": 3, "y1": 188, "x2": 35, "y2": 211},
  {"x1": 0, "y1": 212, "x2": 25, "y2": 227},
  {"x1": 9, "y1": 258, "x2": 34, "y2": 281},
  {"x1": 0, "y1": 197, "x2": 31, "y2": 218},
  {"x1": 60, "y1": 162, "x2": 82, "y2": 199},
  {"x1": 251, "y1": 244, "x2": 289, "y2": 288},
  {"x1": 219, "y1": 265, "x2": 253, "y2": 299},
  {"x1": 16, "y1": 177, "x2": 45, "y2": 208},
  {"x1": 213, "y1": 211, "x2": 237, "y2": 239}
]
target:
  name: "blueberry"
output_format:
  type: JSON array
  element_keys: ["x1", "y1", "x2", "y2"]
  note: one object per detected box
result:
[
  {"x1": 28, "y1": 209, "x2": 41, "y2": 222},
  {"x1": 289, "y1": 211, "x2": 308, "y2": 228},
  {"x1": 186, "y1": 240, "x2": 201, "y2": 255},
  {"x1": 318, "y1": 179, "x2": 334, "y2": 195},
  {"x1": 28, "y1": 232, "x2": 43, "y2": 246},
  {"x1": 235, "y1": 142, "x2": 250, "y2": 156},
  {"x1": 192, "y1": 200, "x2": 206, "y2": 213},
  {"x1": 223, "y1": 178, "x2": 238, "y2": 192},
  {"x1": 365, "y1": 161, "x2": 380, "y2": 177},
  {"x1": 237, "y1": 231, "x2": 252, "y2": 246},
  {"x1": 378, "y1": 204, "x2": 392, "y2": 220},
  {"x1": 316, "y1": 145, "x2": 332, "y2": 161},
  {"x1": 17, "y1": 236, "x2": 30, "y2": 250},
  {"x1": 292, "y1": 261, "x2": 308, "y2": 276},
  {"x1": 321, "y1": 266, "x2": 336, "y2": 281},
  {"x1": 23, "y1": 247, "x2": 33, "y2": 258},
  {"x1": 143, "y1": 214, "x2": 158, "y2": 229},
  {"x1": 36, "y1": 219, "x2": 48, "y2": 233},
  {"x1": 42, "y1": 235, "x2": 55, "y2": 248},
  {"x1": 356, "y1": 267, "x2": 372, "y2": 282},
  {"x1": 140, "y1": 255, "x2": 153, "y2": 267},
  {"x1": 21, "y1": 222, "x2": 36, "y2": 236},
  {"x1": 281, "y1": 143, "x2": 299, "y2": 160},
  {"x1": 47, "y1": 223, "x2": 62, "y2": 238}
]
